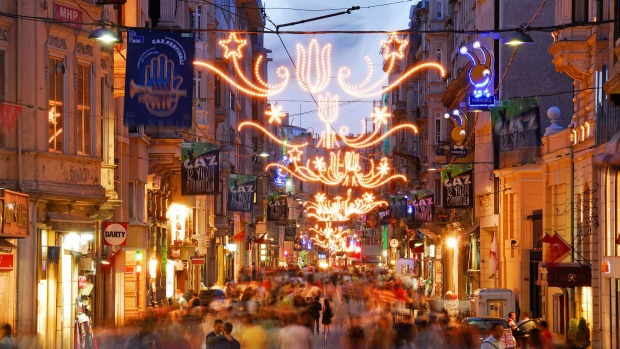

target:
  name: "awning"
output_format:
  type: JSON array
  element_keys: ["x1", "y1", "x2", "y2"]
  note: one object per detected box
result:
[
  {"x1": 45, "y1": 212, "x2": 94, "y2": 232},
  {"x1": 232, "y1": 228, "x2": 246, "y2": 242},
  {"x1": 0, "y1": 239, "x2": 17, "y2": 249},
  {"x1": 466, "y1": 224, "x2": 480, "y2": 235}
]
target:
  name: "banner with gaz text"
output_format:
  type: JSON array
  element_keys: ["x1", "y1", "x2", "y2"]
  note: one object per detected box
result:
[
  {"x1": 442, "y1": 164, "x2": 473, "y2": 208},
  {"x1": 410, "y1": 190, "x2": 434, "y2": 223},
  {"x1": 181, "y1": 143, "x2": 219, "y2": 195},
  {"x1": 267, "y1": 194, "x2": 288, "y2": 223},
  {"x1": 227, "y1": 174, "x2": 256, "y2": 213}
]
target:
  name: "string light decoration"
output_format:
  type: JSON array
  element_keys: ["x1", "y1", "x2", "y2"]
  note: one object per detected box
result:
[
  {"x1": 316, "y1": 93, "x2": 340, "y2": 149},
  {"x1": 460, "y1": 40, "x2": 493, "y2": 98},
  {"x1": 337, "y1": 32, "x2": 447, "y2": 97},
  {"x1": 193, "y1": 33, "x2": 290, "y2": 97},
  {"x1": 296, "y1": 39, "x2": 332, "y2": 93},
  {"x1": 309, "y1": 222, "x2": 354, "y2": 256},
  {"x1": 238, "y1": 121, "x2": 309, "y2": 148},
  {"x1": 444, "y1": 109, "x2": 468, "y2": 145},
  {"x1": 304, "y1": 189, "x2": 387, "y2": 222},
  {"x1": 265, "y1": 150, "x2": 405, "y2": 188},
  {"x1": 266, "y1": 103, "x2": 286, "y2": 124}
]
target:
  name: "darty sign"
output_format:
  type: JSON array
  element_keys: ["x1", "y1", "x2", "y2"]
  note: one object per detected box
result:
[
  {"x1": 103, "y1": 222, "x2": 128, "y2": 246},
  {"x1": 54, "y1": 4, "x2": 83, "y2": 29}
]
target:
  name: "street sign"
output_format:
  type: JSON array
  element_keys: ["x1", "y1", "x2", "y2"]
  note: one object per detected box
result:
[
  {"x1": 190, "y1": 256, "x2": 205, "y2": 265},
  {"x1": 0, "y1": 253, "x2": 14, "y2": 271}
]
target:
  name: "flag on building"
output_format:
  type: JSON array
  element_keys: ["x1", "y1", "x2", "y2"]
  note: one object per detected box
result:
[{"x1": 490, "y1": 230, "x2": 499, "y2": 276}]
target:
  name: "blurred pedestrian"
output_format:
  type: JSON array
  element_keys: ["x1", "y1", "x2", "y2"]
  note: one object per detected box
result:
[
  {"x1": 345, "y1": 316, "x2": 366, "y2": 349},
  {"x1": 540, "y1": 321, "x2": 553, "y2": 349},
  {"x1": 277, "y1": 313, "x2": 313, "y2": 349},
  {"x1": 369, "y1": 316, "x2": 395, "y2": 349},
  {"x1": 481, "y1": 322, "x2": 506, "y2": 349},
  {"x1": 309, "y1": 296, "x2": 322, "y2": 334},
  {"x1": 321, "y1": 298, "x2": 334, "y2": 334},
  {"x1": 0, "y1": 323, "x2": 16, "y2": 349},
  {"x1": 222, "y1": 322, "x2": 240, "y2": 349},
  {"x1": 205, "y1": 319, "x2": 226, "y2": 349}
]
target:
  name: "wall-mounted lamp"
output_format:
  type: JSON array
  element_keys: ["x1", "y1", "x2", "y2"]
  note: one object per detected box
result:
[
  {"x1": 88, "y1": 27, "x2": 120, "y2": 44},
  {"x1": 502, "y1": 29, "x2": 533, "y2": 46}
]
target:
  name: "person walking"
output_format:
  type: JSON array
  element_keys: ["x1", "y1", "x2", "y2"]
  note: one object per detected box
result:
[
  {"x1": 321, "y1": 298, "x2": 334, "y2": 334},
  {"x1": 222, "y1": 322, "x2": 240, "y2": 349},
  {"x1": 0, "y1": 323, "x2": 16, "y2": 349},
  {"x1": 205, "y1": 318, "x2": 226, "y2": 349},
  {"x1": 481, "y1": 323, "x2": 506, "y2": 349},
  {"x1": 309, "y1": 296, "x2": 322, "y2": 334}
]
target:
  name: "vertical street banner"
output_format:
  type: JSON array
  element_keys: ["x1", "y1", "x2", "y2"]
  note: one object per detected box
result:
[
  {"x1": 267, "y1": 194, "x2": 288, "y2": 223},
  {"x1": 124, "y1": 29, "x2": 194, "y2": 127},
  {"x1": 490, "y1": 97, "x2": 541, "y2": 168},
  {"x1": 227, "y1": 174, "x2": 256, "y2": 213},
  {"x1": 389, "y1": 196, "x2": 409, "y2": 218},
  {"x1": 410, "y1": 190, "x2": 434, "y2": 223},
  {"x1": 181, "y1": 143, "x2": 219, "y2": 195},
  {"x1": 0, "y1": 103, "x2": 23, "y2": 132},
  {"x1": 284, "y1": 220, "x2": 296, "y2": 241},
  {"x1": 442, "y1": 164, "x2": 474, "y2": 208}
]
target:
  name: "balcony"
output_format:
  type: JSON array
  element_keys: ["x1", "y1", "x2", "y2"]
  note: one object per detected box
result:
[{"x1": 548, "y1": 25, "x2": 598, "y2": 81}]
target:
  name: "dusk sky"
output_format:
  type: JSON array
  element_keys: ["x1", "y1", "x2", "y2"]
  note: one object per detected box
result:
[{"x1": 262, "y1": 0, "x2": 418, "y2": 134}]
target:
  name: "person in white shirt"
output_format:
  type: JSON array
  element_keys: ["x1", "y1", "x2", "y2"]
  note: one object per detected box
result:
[
  {"x1": 481, "y1": 323, "x2": 506, "y2": 349},
  {"x1": 507, "y1": 312, "x2": 517, "y2": 330}
]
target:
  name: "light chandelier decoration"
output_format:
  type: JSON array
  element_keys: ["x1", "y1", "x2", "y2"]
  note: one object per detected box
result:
[
  {"x1": 207, "y1": 31, "x2": 449, "y2": 253},
  {"x1": 304, "y1": 189, "x2": 387, "y2": 222},
  {"x1": 193, "y1": 33, "x2": 290, "y2": 97},
  {"x1": 309, "y1": 222, "x2": 354, "y2": 256}
]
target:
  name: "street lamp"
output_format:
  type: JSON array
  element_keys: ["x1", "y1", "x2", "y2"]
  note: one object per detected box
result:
[
  {"x1": 88, "y1": 27, "x2": 120, "y2": 44},
  {"x1": 502, "y1": 29, "x2": 533, "y2": 46}
]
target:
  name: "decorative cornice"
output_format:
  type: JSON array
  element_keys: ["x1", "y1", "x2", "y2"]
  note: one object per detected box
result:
[
  {"x1": 48, "y1": 35, "x2": 68, "y2": 50},
  {"x1": 549, "y1": 40, "x2": 592, "y2": 81},
  {"x1": 101, "y1": 58, "x2": 109, "y2": 70},
  {"x1": 76, "y1": 42, "x2": 94, "y2": 56}
]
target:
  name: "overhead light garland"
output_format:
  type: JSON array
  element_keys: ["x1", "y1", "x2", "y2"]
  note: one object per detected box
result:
[
  {"x1": 310, "y1": 222, "x2": 354, "y2": 256},
  {"x1": 304, "y1": 189, "x2": 387, "y2": 222}
]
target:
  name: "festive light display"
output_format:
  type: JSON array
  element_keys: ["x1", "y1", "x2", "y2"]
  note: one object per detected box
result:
[
  {"x1": 460, "y1": 40, "x2": 493, "y2": 98},
  {"x1": 444, "y1": 109, "x2": 468, "y2": 145},
  {"x1": 316, "y1": 93, "x2": 340, "y2": 149},
  {"x1": 304, "y1": 189, "x2": 387, "y2": 222},
  {"x1": 193, "y1": 33, "x2": 290, "y2": 97},
  {"x1": 296, "y1": 39, "x2": 332, "y2": 93},
  {"x1": 266, "y1": 103, "x2": 286, "y2": 124},
  {"x1": 265, "y1": 150, "x2": 405, "y2": 189},
  {"x1": 238, "y1": 121, "x2": 309, "y2": 148},
  {"x1": 310, "y1": 222, "x2": 354, "y2": 256}
]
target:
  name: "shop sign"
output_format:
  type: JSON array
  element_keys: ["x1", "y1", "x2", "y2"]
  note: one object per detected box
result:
[
  {"x1": 54, "y1": 4, "x2": 83, "y2": 29},
  {"x1": 542, "y1": 263, "x2": 592, "y2": 287},
  {"x1": 601, "y1": 260, "x2": 610, "y2": 273},
  {"x1": 1, "y1": 189, "x2": 29, "y2": 238},
  {"x1": 103, "y1": 222, "x2": 128, "y2": 246},
  {"x1": 190, "y1": 256, "x2": 205, "y2": 265},
  {"x1": 0, "y1": 253, "x2": 14, "y2": 271}
]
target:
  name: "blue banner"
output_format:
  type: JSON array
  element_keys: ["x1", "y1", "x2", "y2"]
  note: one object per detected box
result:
[{"x1": 124, "y1": 29, "x2": 194, "y2": 127}]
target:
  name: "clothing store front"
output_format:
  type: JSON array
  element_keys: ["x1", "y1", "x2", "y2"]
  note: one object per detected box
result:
[{"x1": 37, "y1": 212, "x2": 95, "y2": 349}]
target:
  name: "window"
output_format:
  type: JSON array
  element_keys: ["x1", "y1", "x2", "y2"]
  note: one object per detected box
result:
[
  {"x1": 100, "y1": 76, "x2": 109, "y2": 158},
  {"x1": 435, "y1": 117, "x2": 442, "y2": 144},
  {"x1": 436, "y1": 1, "x2": 443, "y2": 18},
  {"x1": 190, "y1": 5, "x2": 203, "y2": 40},
  {"x1": 0, "y1": 50, "x2": 5, "y2": 100},
  {"x1": 229, "y1": 91, "x2": 236, "y2": 110},
  {"x1": 615, "y1": 0, "x2": 620, "y2": 42},
  {"x1": 77, "y1": 63, "x2": 91, "y2": 155},
  {"x1": 48, "y1": 57, "x2": 64, "y2": 152},
  {"x1": 128, "y1": 181, "x2": 145, "y2": 221},
  {"x1": 215, "y1": 75, "x2": 221, "y2": 107},
  {"x1": 392, "y1": 88, "x2": 399, "y2": 105},
  {"x1": 0, "y1": 50, "x2": 6, "y2": 147},
  {"x1": 193, "y1": 71, "x2": 203, "y2": 109},
  {"x1": 573, "y1": 0, "x2": 589, "y2": 22},
  {"x1": 434, "y1": 178, "x2": 442, "y2": 206}
]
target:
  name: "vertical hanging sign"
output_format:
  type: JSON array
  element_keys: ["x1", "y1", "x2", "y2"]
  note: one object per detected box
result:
[
  {"x1": 124, "y1": 29, "x2": 194, "y2": 127},
  {"x1": 227, "y1": 174, "x2": 256, "y2": 213},
  {"x1": 181, "y1": 143, "x2": 219, "y2": 195},
  {"x1": 442, "y1": 164, "x2": 473, "y2": 208}
]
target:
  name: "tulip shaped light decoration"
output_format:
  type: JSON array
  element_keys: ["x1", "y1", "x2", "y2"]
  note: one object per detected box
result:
[{"x1": 304, "y1": 189, "x2": 387, "y2": 222}]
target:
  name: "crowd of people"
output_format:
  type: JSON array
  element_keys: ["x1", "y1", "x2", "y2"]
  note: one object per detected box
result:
[{"x1": 86, "y1": 265, "x2": 566, "y2": 349}]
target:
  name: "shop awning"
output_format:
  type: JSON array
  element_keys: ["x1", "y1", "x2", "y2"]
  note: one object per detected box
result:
[
  {"x1": 232, "y1": 228, "x2": 246, "y2": 242},
  {"x1": 45, "y1": 212, "x2": 94, "y2": 232},
  {"x1": 466, "y1": 224, "x2": 480, "y2": 235},
  {"x1": 0, "y1": 239, "x2": 17, "y2": 249}
]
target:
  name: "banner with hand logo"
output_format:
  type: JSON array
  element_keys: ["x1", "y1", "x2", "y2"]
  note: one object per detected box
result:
[{"x1": 124, "y1": 29, "x2": 194, "y2": 127}]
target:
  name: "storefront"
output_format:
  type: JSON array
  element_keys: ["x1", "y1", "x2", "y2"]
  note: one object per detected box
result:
[
  {"x1": 0, "y1": 189, "x2": 29, "y2": 328},
  {"x1": 37, "y1": 212, "x2": 95, "y2": 349}
]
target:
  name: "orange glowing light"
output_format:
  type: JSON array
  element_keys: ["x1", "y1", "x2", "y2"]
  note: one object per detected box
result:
[
  {"x1": 296, "y1": 39, "x2": 332, "y2": 93},
  {"x1": 310, "y1": 222, "x2": 353, "y2": 255},
  {"x1": 238, "y1": 121, "x2": 309, "y2": 148},
  {"x1": 304, "y1": 189, "x2": 387, "y2": 222},
  {"x1": 266, "y1": 104, "x2": 286, "y2": 124},
  {"x1": 219, "y1": 32, "x2": 247, "y2": 59}
]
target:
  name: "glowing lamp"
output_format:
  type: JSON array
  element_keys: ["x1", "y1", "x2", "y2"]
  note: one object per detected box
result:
[{"x1": 502, "y1": 30, "x2": 534, "y2": 46}]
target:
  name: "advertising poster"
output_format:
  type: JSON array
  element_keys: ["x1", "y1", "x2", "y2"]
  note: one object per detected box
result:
[
  {"x1": 411, "y1": 190, "x2": 434, "y2": 223},
  {"x1": 442, "y1": 164, "x2": 473, "y2": 208},
  {"x1": 389, "y1": 196, "x2": 409, "y2": 218},
  {"x1": 284, "y1": 220, "x2": 296, "y2": 241},
  {"x1": 267, "y1": 194, "x2": 288, "y2": 223},
  {"x1": 124, "y1": 29, "x2": 194, "y2": 127},
  {"x1": 227, "y1": 174, "x2": 256, "y2": 213},
  {"x1": 490, "y1": 97, "x2": 541, "y2": 167},
  {"x1": 181, "y1": 143, "x2": 219, "y2": 195}
]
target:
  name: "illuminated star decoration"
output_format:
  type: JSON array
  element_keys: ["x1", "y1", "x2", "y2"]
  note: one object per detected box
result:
[
  {"x1": 338, "y1": 32, "x2": 446, "y2": 98},
  {"x1": 266, "y1": 104, "x2": 286, "y2": 124},
  {"x1": 304, "y1": 189, "x2": 387, "y2": 222},
  {"x1": 194, "y1": 32, "x2": 290, "y2": 97}
]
